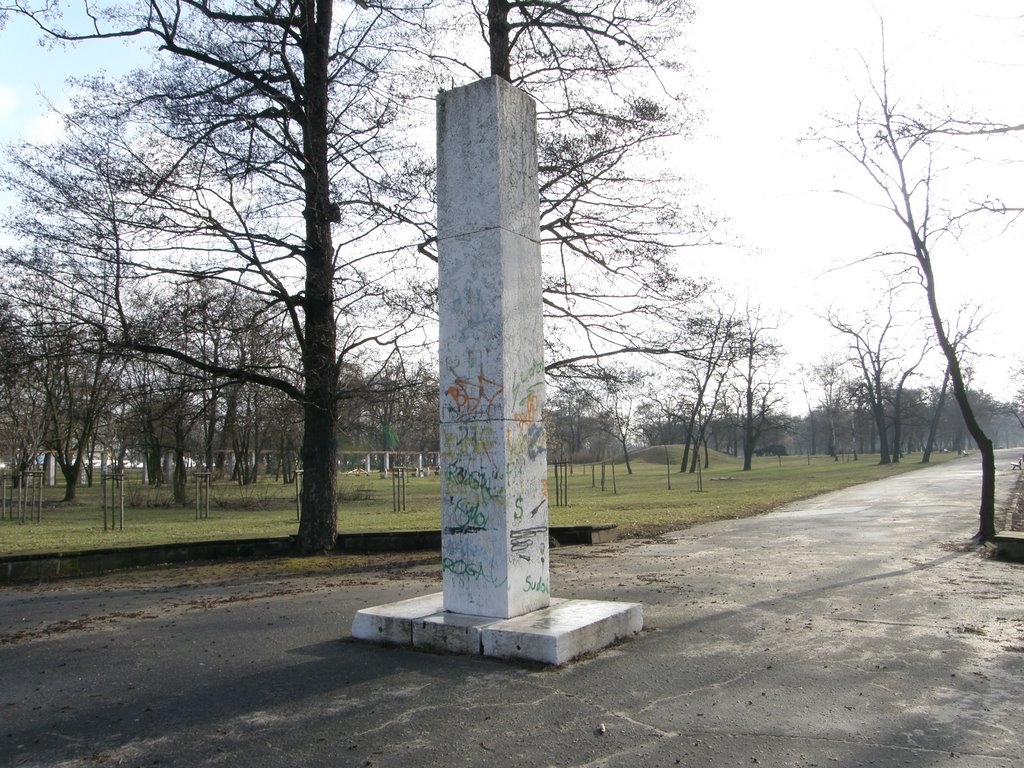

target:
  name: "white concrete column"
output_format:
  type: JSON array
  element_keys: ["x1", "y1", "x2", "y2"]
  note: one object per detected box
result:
[
  {"x1": 437, "y1": 76, "x2": 549, "y2": 620},
  {"x1": 45, "y1": 453, "x2": 56, "y2": 486},
  {"x1": 364, "y1": 454, "x2": 371, "y2": 474}
]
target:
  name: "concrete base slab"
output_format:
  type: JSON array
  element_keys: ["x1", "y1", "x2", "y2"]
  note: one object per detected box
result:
[
  {"x1": 351, "y1": 592, "x2": 444, "y2": 645},
  {"x1": 351, "y1": 593, "x2": 642, "y2": 665},
  {"x1": 481, "y1": 598, "x2": 643, "y2": 665},
  {"x1": 412, "y1": 608, "x2": 495, "y2": 655}
]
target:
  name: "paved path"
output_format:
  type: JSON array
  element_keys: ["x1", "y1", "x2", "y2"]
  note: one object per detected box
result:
[{"x1": 2, "y1": 451, "x2": 1023, "y2": 768}]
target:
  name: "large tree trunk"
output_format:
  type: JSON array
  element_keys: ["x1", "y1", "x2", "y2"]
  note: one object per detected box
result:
[
  {"x1": 935, "y1": 348, "x2": 994, "y2": 539},
  {"x1": 948, "y1": 370, "x2": 995, "y2": 540},
  {"x1": 679, "y1": 405, "x2": 698, "y2": 472},
  {"x1": 742, "y1": 391, "x2": 755, "y2": 471},
  {"x1": 916, "y1": 244, "x2": 995, "y2": 539},
  {"x1": 295, "y1": 0, "x2": 339, "y2": 555},
  {"x1": 58, "y1": 455, "x2": 81, "y2": 502},
  {"x1": 488, "y1": 0, "x2": 511, "y2": 80},
  {"x1": 741, "y1": 439, "x2": 754, "y2": 471},
  {"x1": 204, "y1": 386, "x2": 219, "y2": 472},
  {"x1": 298, "y1": 390, "x2": 338, "y2": 552},
  {"x1": 173, "y1": 448, "x2": 188, "y2": 506},
  {"x1": 870, "y1": 398, "x2": 891, "y2": 465},
  {"x1": 146, "y1": 436, "x2": 162, "y2": 486},
  {"x1": 890, "y1": 390, "x2": 903, "y2": 464}
]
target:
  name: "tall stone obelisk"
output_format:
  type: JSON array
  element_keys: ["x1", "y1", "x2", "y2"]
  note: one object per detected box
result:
[
  {"x1": 350, "y1": 77, "x2": 641, "y2": 665},
  {"x1": 436, "y1": 76, "x2": 549, "y2": 619}
]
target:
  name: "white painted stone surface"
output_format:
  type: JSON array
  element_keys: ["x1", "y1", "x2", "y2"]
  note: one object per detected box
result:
[
  {"x1": 351, "y1": 592, "x2": 444, "y2": 645},
  {"x1": 481, "y1": 599, "x2": 644, "y2": 666},
  {"x1": 350, "y1": 596, "x2": 643, "y2": 666},
  {"x1": 437, "y1": 76, "x2": 548, "y2": 620},
  {"x1": 436, "y1": 78, "x2": 540, "y2": 240},
  {"x1": 412, "y1": 611, "x2": 494, "y2": 655}
]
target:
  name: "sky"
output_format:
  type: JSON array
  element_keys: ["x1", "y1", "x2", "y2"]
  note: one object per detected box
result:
[
  {"x1": 676, "y1": 0, "x2": 1024, "y2": 406},
  {"x1": 0, "y1": 11, "x2": 152, "y2": 138},
  {"x1": 1, "y1": 0, "x2": 1022, "y2": 409}
]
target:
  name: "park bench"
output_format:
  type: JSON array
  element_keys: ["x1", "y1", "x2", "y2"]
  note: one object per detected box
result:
[{"x1": 1012, "y1": 457, "x2": 1023, "y2": 471}]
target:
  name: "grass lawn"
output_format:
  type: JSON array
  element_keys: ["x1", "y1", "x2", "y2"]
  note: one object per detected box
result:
[{"x1": 0, "y1": 448, "x2": 963, "y2": 556}]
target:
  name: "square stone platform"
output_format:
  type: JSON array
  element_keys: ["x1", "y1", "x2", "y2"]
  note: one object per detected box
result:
[{"x1": 351, "y1": 593, "x2": 642, "y2": 666}]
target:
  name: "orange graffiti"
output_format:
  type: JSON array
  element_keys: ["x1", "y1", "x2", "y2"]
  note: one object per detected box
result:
[{"x1": 446, "y1": 374, "x2": 503, "y2": 416}]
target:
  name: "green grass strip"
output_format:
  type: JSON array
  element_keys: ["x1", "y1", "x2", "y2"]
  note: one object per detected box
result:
[{"x1": 0, "y1": 449, "x2": 962, "y2": 556}]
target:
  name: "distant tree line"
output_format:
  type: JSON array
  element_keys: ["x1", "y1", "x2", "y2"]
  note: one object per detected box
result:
[
  {"x1": 3, "y1": 280, "x2": 1020, "y2": 512},
  {"x1": 0, "y1": 288, "x2": 438, "y2": 505},
  {"x1": 546, "y1": 335, "x2": 1023, "y2": 471}
]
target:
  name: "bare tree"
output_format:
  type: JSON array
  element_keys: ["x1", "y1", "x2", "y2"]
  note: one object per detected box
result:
[
  {"x1": 823, "y1": 46, "x2": 998, "y2": 539},
  {"x1": 415, "y1": 0, "x2": 715, "y2": 373},
  {"x1": 3, "y1": 0, "x2": 709, "y2": 552},
  {"x1": 675, "y1": 299, "x2": 739, "y2": 473},
  {"x1": 636, "y1": 380, "x2": 687, "y2": 448},
  {"x1": 594, "y1": 365, "x2": 647, "y2": 474},
  {"x1": 546, "y1": 379, "x2": 604, "y2": 462},
  {"x1": 921, "y1": 367, "x2": 951, "y2": 463},
  {"x1": 733, "y1": 306, "x2": 787, "y2": 471},
  {"x1": 1, "y1": 0, "x2": 432, "y2": 553},
  {"x1": 886, "y1": 344, "x2": 930, "y2": 463},
  {"x1": 23, "y1": 289, "x2": 124, "y2": 501},
  {"x1": 811, "y1": 353, "x2": 852, "y2": 459},
  {"x1": 0, "y1": 301, "x2": 48, "y2": 474},
  {"x1": 826, "y1": 280, "x2": 933, "y2": 465}
]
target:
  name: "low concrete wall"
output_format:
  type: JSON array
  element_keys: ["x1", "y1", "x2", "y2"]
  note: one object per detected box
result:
[
  {"x1": 334, "y1": 524, "x2": 617, "y2": 553},
  {"x1": 0, "y1": 537, "x2": 297, "y2": 583},
  {"x1": 0, "y1": 525, "x2": 618, "y2": 583},
  {"x1": 993, "y1": 531, "x2": 1024, "y2": 561}
]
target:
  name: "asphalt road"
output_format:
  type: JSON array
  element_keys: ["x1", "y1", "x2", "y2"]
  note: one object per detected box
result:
[{"x1": 2, "y1": 450, "x2": 1023, "y2": 768}]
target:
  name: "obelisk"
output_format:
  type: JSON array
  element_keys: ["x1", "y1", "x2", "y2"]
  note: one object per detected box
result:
[
  {"x1": 351, "y1": 78, "x2": 641, "y2": 665},
  {"x1": 436, "y1": 76, "x2": 549, "y2": 619}
]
